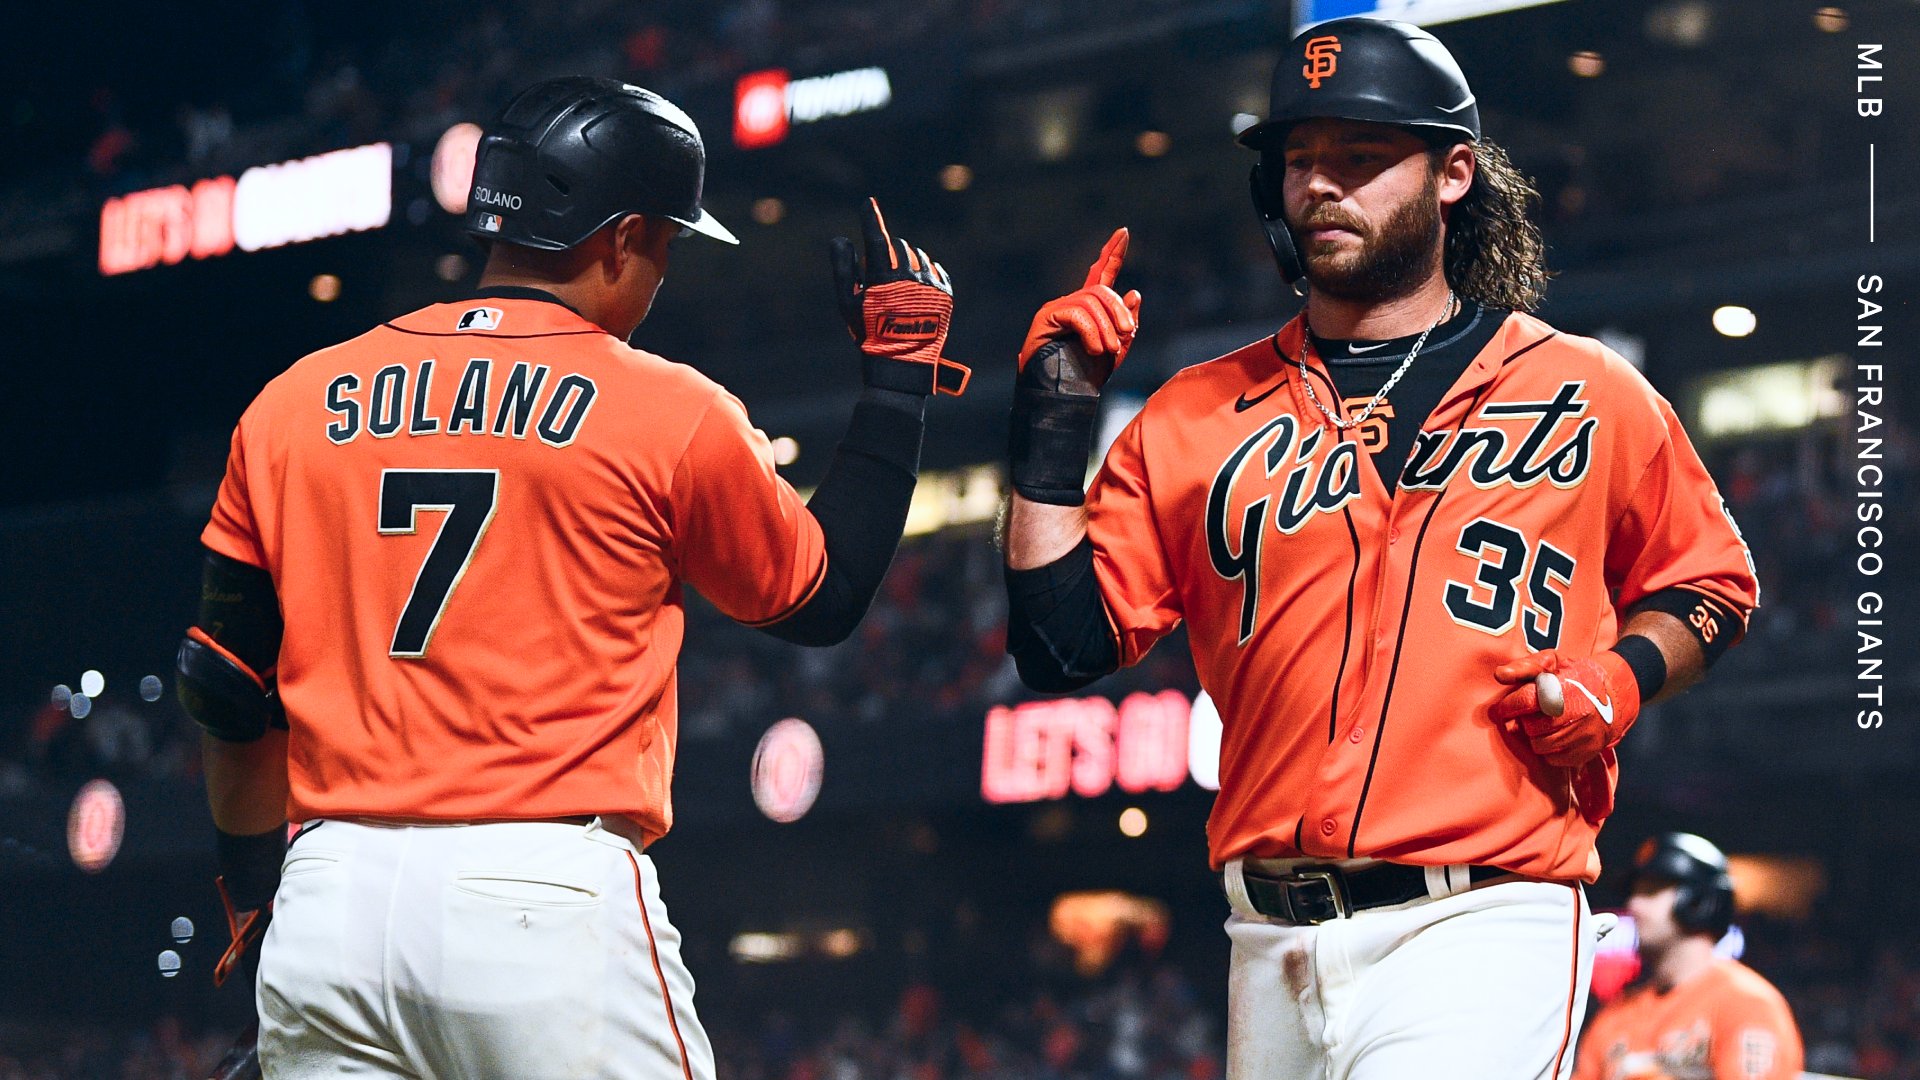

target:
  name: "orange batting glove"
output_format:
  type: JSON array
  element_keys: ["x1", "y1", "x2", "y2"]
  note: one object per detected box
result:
[
  {"x1": 1017, "y1": 227, "x2": 1144, "y2": 385},
  {"x1": 1489, "y1": 649, "x2": 1641, "y2": 768},
  {"x1": 1009, "y1": 228, "x2": 1143, "y2": 505},
  {"x1": 831, "y1": 198, "x2": 968, "y2": 396}
]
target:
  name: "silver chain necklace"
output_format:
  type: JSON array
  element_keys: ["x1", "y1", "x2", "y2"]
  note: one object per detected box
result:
[{"x1": 1295, "y1": 293, "x2": 1454, "y2": 431}]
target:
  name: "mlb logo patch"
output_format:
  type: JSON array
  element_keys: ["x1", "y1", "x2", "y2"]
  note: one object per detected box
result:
[
  {"x1": 456, "y1": 307, "x2": 503, "y2": 332},
  {"x1": 477, "y1": 212, "x2": 502, "y2": 232}
]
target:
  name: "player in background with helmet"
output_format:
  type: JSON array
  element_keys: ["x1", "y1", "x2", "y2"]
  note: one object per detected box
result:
[
  {"x1": 1574, "y1": 834, "x2": 1804, "y2": 1080},
  {"x1": 176, "y1": 77, "x2": 966, "y2": 1079},
  {"x1": 1001, "y1": 18, "x2": 1758, "y2": 1080}
]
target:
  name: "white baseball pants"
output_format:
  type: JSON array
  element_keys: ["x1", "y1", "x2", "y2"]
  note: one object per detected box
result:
[
  {"x1": 256, "y1": 818, "x2": 714, "y2": 1080},
  {"x1": 1224, "y1": 861, "x2": 1594, "y2": 1080}
]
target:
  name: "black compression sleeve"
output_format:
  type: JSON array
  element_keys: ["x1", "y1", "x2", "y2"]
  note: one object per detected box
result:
[
  {"x1": 198, "y1": 550, "x2": 283, "y2": 674},
  {"x1": 1005, "y1": 537, "x2": 1120, "y2": 692},
  {"x1": 759, "y1": 388, "x2": 926, "y2": 646}
]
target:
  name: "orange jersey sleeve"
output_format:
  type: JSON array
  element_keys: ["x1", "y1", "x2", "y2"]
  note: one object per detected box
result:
[
  {"x1": 669, "y1": 389, "x2": 827, "y2": 625},
  {"x1": 1706, "y1": 965, "x2": 1804, "y2": 1080},
  {"x1": 1086, "y1": 408, "x2": 1184, "y2": 665},
  {"x1": 1604, "y1": 391, "x2": 1760, "y2": 636},
  {"x1": 203, "y1": 418, "x2": 268, "y2": 569}
]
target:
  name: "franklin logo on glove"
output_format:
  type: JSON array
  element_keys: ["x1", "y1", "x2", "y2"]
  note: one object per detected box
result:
[{"x1": 878, "y1": 314, "x2": 942, "y2": 340}]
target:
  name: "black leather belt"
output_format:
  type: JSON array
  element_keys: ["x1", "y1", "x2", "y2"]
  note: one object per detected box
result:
[{"x1": 1235, "y1": 862, "x2": 1514, "y2": 925}]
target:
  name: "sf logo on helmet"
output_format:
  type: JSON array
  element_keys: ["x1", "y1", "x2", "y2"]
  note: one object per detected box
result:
[{"x1": 1303, "y1": 35, "x2": 1342, "y2": 89}]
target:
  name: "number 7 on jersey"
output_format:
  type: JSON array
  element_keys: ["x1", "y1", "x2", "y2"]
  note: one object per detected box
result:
[{"x1": 378, "y1": 469, "x2": 499, "y2": 657}]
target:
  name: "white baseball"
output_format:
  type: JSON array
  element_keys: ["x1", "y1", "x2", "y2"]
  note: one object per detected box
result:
[{"x1": 1535, "y1": 672, "x2": 1565, "y2": 717}]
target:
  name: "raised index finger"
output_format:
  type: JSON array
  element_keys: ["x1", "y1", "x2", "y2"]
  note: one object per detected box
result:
[
  {"x1": 863, "y1": 197, "x2": 899, "y2": 271},
  {"x1": 1082, "y1": 227, "x2": 1131, "y2": 290}
]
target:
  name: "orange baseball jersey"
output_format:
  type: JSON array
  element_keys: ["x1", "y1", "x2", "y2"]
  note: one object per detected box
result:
[
  {"x1": 202, "y1": 295, "x2": 826, "y2": 839},
  {"x1": 1572, "y1": 959, "x2": 1804, "y2": 1080},
  {"x1": 1085, "y1": 312, "x2": 1758, "y2": 878}
]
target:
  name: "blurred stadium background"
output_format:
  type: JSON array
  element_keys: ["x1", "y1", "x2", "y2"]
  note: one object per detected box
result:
[{"x1": 1, "y1": 0, "x2": 1916, "y2": 1076}]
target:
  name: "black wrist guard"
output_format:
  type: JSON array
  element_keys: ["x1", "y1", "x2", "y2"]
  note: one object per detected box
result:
[
  {"x1": 1010, "y1": 341, "x2": 1104, "y2": 505},
  {"x1": 1609, "y1": 634, "x2": 1669, "y2": 703},
  {"x1": 215, "y1": 826, "x2": 287, "y2": 912}
]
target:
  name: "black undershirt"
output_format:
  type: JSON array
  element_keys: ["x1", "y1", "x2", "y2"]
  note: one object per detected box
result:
[{"x1": 1304, "y1": 300, "x2": 1507, "y2": 490}]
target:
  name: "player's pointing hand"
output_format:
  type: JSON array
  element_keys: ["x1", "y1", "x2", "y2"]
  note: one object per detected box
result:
[
  {"x1": 1019, "y1": 227, "x2": 1143, "y2": 375},
  {"x1": 1008, "y1": 228, "x2": 1143, "y2": 507},
  {"x1": 831, "y1": 197, "x2": 968, "y2": 396},
  {"x1": 1490, "y1": 649, "x2": 1641, "y2": 768}
]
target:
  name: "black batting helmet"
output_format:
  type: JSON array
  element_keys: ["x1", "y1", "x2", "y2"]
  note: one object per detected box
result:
[
  {"x1": 465, "y1": 76, "x2": 737, "y2": 251},
  {"x1": 1238, "y1": 17, "x2": 1480, "y2": 151},
  {"x1": 1631, "y1": 832, "x2": 1736, "y2": 938},
  {"x1": 1241, "y1": 18, "x2": 1480, "y2": 283}
]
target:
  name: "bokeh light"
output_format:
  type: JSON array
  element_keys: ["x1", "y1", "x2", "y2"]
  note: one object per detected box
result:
[
  {"x1": 309, "y1": 274, "x2": 342, "y2": 302},
  {"x1": 1713, "y1": 305, "x2": 1758, "y2": 337}
]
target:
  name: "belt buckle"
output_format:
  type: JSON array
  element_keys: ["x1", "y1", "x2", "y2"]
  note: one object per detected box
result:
[{"x1": 1281, "y1": 868, "x2": 1352, "y2": 924}]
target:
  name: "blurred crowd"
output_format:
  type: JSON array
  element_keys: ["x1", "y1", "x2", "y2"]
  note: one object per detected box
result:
[
  {"x1": 75, "y1": 0, "x2": 898, "y2": 194},
  {"x1": 0, "y1": 1015, "x2": 232, "y2": 1080},
  {"x1": 711, "y1": 964, "x2": 1220, "y2": 1080},
  {"x1": 61, "y1": 0, "x2": 1238, "y2": 198},
  {"x1": 0, "y1": 959, "x2": 1220, "y2": 1080},
  {"x1": 0, "y1": 693, "x2": 194, "y2": 799},
  {"x1": 1703, "y1": 420, "x2": 1919, "y2": 685},
  {"x1": 1741, "y1": 921, "x2": 1920, "y2": 1080},
  {"x1": 11, "y1": 921, "x2": 1920, "y2": 1079}
]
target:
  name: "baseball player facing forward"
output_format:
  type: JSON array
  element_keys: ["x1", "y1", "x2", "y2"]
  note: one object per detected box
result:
[
  {"x1": 1574, "y1": 834, "x2": 1804, "y2": 1080},
  {"x1": 176, "y1": 77, "x2": 966, "y2": 1078},
  {"x1": 1002, "y1": 19, "x2": 1759, "y2": 1080}
]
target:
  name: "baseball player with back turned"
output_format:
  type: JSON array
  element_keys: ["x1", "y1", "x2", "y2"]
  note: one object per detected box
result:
[
  {"x1": 175, "y1": 77, "x2": 968, "y2": 1078},
  {"x1": 1002, "y1": 19, "x2": 1759, "y2": 1080},
  {"x1": 1574, "y1": 833, "x2": 1804, "y2": 1080}
]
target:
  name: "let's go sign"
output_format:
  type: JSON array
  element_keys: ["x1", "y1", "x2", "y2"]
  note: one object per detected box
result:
[{"x1": 981, "y1": 689, "x2": 1223, "y2": 805}]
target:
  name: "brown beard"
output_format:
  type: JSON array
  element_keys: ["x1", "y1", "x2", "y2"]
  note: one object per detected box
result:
[{"x1": 1293, "y1": 175, "x2": 1443, "y2": 303}]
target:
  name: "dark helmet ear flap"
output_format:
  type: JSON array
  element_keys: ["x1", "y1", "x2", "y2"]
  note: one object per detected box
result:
[{"x1": 1249, "y1": 160, "x2": 1305, "y2": 286}]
